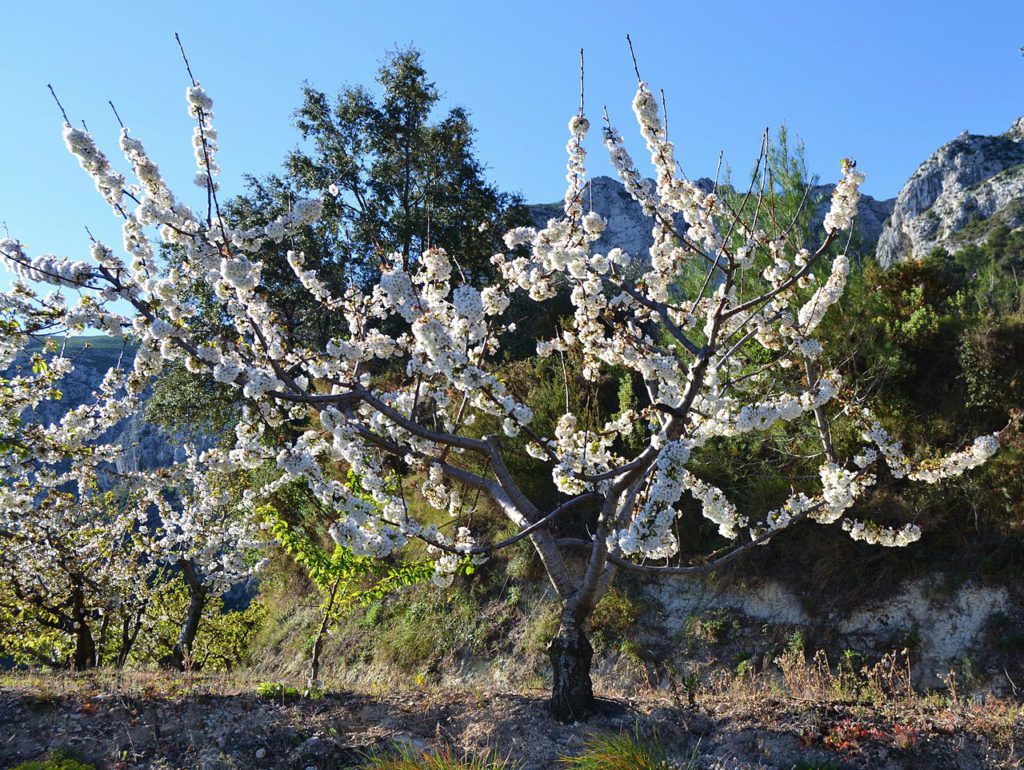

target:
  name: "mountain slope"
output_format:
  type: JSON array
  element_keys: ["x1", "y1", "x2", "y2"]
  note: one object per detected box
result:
[
  {"x1": 529, "y1": 175, "x2": 895, "y2": 261},
  {"x1": 877, "y1": 117, "x2": 1024, "y2": 266}
]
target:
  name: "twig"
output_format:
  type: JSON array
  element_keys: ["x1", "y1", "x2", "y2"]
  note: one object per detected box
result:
[
  {"x1": 626, "y1": 34, "x2": 642, "y2": 82},
  {"x1": 578, "y1": 48, "x2": 585, "y2": 115},
  {"x1": 109, "y1": 101, "x2": 125, "y2": 130},
  {"x1": 174, "y1": 32, "x2": 197, "y2": 87},
  {"x1": 47, "y1": 84, "x2": 70, "y2": 125}
]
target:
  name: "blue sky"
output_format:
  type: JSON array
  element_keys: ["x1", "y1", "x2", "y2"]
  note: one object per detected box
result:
[{"x1": 3, "y1": 1, "x2": 1022, "y2": 288}]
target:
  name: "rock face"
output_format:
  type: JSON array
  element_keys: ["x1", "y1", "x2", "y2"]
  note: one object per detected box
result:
[
  {"x1": 877, "y1": 117, "x2": 1024, "y2": 266},
  {"x1": 22, "y1": 342, "x2": 184, "y2": 479},
  {"x1": 530, "y1": 175, "x2": 894, "y2": 262},
  {"x1": 528, "y1": 175, "x2": 702, "y2": 267},
  {"x1": 645, "y1": 576, "x2": 1009, "y2": 689}
]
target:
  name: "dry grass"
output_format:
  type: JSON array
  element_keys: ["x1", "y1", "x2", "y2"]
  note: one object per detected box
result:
[
  {"x1": 360, "y1": 743, "x2": 518, "y2": 770},
  {"x1": 1, "y1": 655, "x2": 1021, "y2": 769}
]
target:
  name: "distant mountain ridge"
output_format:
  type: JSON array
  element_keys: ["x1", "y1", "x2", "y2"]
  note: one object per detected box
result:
[{"x1": 528, "y1": 175, "x2": 895, "y2": 261}]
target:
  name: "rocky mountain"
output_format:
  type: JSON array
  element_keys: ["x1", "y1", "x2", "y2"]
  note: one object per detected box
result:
[
  {"x1": 23, "y1": 338, "x2": 185, "y2": 478},
  {"x1": 528, "y1": 174, "x2": 895, "y2": 261},
  {"x1": 877, "y1": 117, "x2": 1024, "y2": 266}
]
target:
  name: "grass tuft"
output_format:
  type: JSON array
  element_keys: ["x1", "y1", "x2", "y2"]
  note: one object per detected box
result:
[
  {"x1": 559, "y1": 727, "x2": 677, "y2": 770},
  {"x1": 360, "y1": 742, "x2": 518, "y2": 770},
  {"x1": 10, "y1": 750, "x2": 97, "y2": 770}
]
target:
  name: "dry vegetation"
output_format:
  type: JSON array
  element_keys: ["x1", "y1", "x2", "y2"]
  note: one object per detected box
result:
[{"x1": 2, "y1": 652, "x2": 1021, "y2": 769}]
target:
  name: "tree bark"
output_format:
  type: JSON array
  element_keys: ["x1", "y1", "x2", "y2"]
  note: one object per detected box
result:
[
  {"x1": 116, "y1": 602, "x2": 148, "y2": 669},
  {"x1": 547, "y1": 623, "x2": 595, "y2": 722},
  {"x1": 171, "y1": 562, "x2": 208, "y2": 671},
  {"x1": 308, "y1": 575, "x2": 342, "y2": 691},
  {"x1": 72, "y1": 625, "x2": 97, "y2": 670}
]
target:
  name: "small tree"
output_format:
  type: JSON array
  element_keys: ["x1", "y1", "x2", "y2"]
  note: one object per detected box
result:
[
  {"x1": 261, "y1": 489, "x2": 432, "y2": 690},
  {"x1": 0, "y1": 50, "x2": 1005, "y2": 719},
  {"x1": 0, "y1": 334, "x2": 154, "y2": 669},
  {"x1": 139, "y1": 453, "x2": 263, "y2": 670}
]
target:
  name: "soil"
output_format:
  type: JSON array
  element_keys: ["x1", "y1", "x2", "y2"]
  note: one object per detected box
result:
[{"x1": 1, "y1": 675, "x2": 1021, "y2": 769}]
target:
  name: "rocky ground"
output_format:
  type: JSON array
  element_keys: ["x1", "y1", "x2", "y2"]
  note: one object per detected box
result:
[{"x1": 1, "y1": 673, "x2": 1021, "y2": 769}]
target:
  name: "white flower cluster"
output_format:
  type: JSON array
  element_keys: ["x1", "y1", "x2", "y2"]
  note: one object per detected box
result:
[
  {"x1": 618, "y1": 440, "x2": 691, "y2": 559},
  {"x1": 842, "y1": 519, "x2": 922, "y2": 547},
  {"x1": 823, "y1": 161, "x2": 865, "y2": 234},
  {"x1": 818, "y1": 463, "x2": 876, "y2": 524},
  {"x1": 0, "y1": 239, "x2": 94, "y2": 288},
  {"x1": 908, "y1": 433, "x2": 1000, "y2": 483},
  {"x1": 798, "y1": 255, "x2": 849, "y2": 331},
  {"x1": 860, "y1": 416, "x2": 999, "y2": 484},
  {"x1": 186, "y1": 85, "x2": 219, "y2": 189},
  {"x1": 681, "y1": 470, "x2": 746, "y2": 539}
]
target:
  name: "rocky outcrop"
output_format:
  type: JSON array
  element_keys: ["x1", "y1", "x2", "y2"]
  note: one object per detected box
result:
[
  {"x1": 530, "y1": 175, "x2": 894, "y2": 263},
  {"x1": 528, "y1": 175, "x2": 702, "y2": 267},
  {"x1": 877, "y1": 117, "x2": 1024, "y2": 266},
  {"x1": 22, "y1": 341, "x2": 183, "y2": 480}
]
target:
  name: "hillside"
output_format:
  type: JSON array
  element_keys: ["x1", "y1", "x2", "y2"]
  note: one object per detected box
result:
[
  {"x1": 529, "y1": 175, "x2": 895, "y2": 262},
  {"x1": 877, "y1": 117, "x2": 1024, "y2": 265}
]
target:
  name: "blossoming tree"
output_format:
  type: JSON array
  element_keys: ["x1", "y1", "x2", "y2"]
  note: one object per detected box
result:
[
  {"x1": 0, "y1": 326, "x2": 154, "y2": 668},
  {"x1": 0, "y1": 54, "x2": 1003, "y2": 719},
  {"x1": 0, "y1": 322, "x2": 259, "y2": 669}
]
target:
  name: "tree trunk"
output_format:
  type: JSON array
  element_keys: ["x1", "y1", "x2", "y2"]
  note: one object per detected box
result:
[
  {"x1": 171, "y1": 563, "x2": 208, "y2": 671},
  {"x1": 72, "y1": 624, "x2": 97, "y2": 671},
  {"x1": 547, "y1": 624, "x2": 595, "y2": 722},
  {"x1": 116, "y1": 602, "x2": 147, "y2": 669},
  {"x1": 69, "y1": 582, "x2": 97, "y2": 670},
  {"x1": 308, "y1": 575, "x2": 342, "y2": 691}
]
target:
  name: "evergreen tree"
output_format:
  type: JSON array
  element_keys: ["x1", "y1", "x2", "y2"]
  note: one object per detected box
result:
[{"x1": 283, "y1": 46, "x2": 528, "y2": 284}]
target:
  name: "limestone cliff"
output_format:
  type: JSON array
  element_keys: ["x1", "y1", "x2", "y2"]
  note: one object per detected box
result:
[{"x1": 877, "y1": 117, "x2": 1024, "y2": 266}]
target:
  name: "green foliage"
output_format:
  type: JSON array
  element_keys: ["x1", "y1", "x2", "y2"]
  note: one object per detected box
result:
[
  {"x1": 287, "y1": 46, "x2": 529, "y2": 287},
  {"x1": 144, "y1": 359, "x2": 240, "y2": 441},
  {"x1": 259, "y1": 491, "x2": 434, "y2": 614},
  {"x1": 129, "y1": 580, "x2": 266, "y2": 671},
  {"x1": 559, "y1": 727, "x2": 676, "y2": 770},
  {"x1": 360, "y1": 743, "x2": 518, "y2": 770},
  {"x1": 589, "y1": 587, "x2": 643, "y2": 656},
  {"x1": 255, "y1": 680, "x2": 301, "y2": 701},
  {"x1": 10, "y1": 750, "x2": 96, "y2": 770}
]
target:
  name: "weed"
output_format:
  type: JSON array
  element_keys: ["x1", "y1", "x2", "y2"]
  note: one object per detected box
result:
[
  {"x1": 360, "y1": 742, "x2": 517, "y2": 769},
  {"x1": 255, "y1": 681, "x2": 301, "y2": 701},
  {"x1": 559, "y1": 726, "x2": 677, "y2": 769},
  {"x1": 10, "y1": 750, "x2": 96, "y2": 770},
  {"x1": 684, "y1": 609, "x2": 733, "y2": 645}
]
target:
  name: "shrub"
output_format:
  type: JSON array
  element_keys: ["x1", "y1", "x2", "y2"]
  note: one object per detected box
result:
[
  {"x1": 10, "y1": 751, "x2": 96, "y2": 770},
  {"x1": 255, "y1": 681, "x2": 301, "y2": 701}
]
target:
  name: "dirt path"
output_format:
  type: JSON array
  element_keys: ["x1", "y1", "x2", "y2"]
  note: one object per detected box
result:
[{"x1": 1, "y1": 676, "x2": 1021, "y2": 769}]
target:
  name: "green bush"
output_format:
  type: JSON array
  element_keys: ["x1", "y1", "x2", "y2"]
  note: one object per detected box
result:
[
  {"x1": 11, "y1": 750, "x2": 96, "y2": 770},
  {"x1": 255, "y1": 681, "x2": 301, "y2": 701}
]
